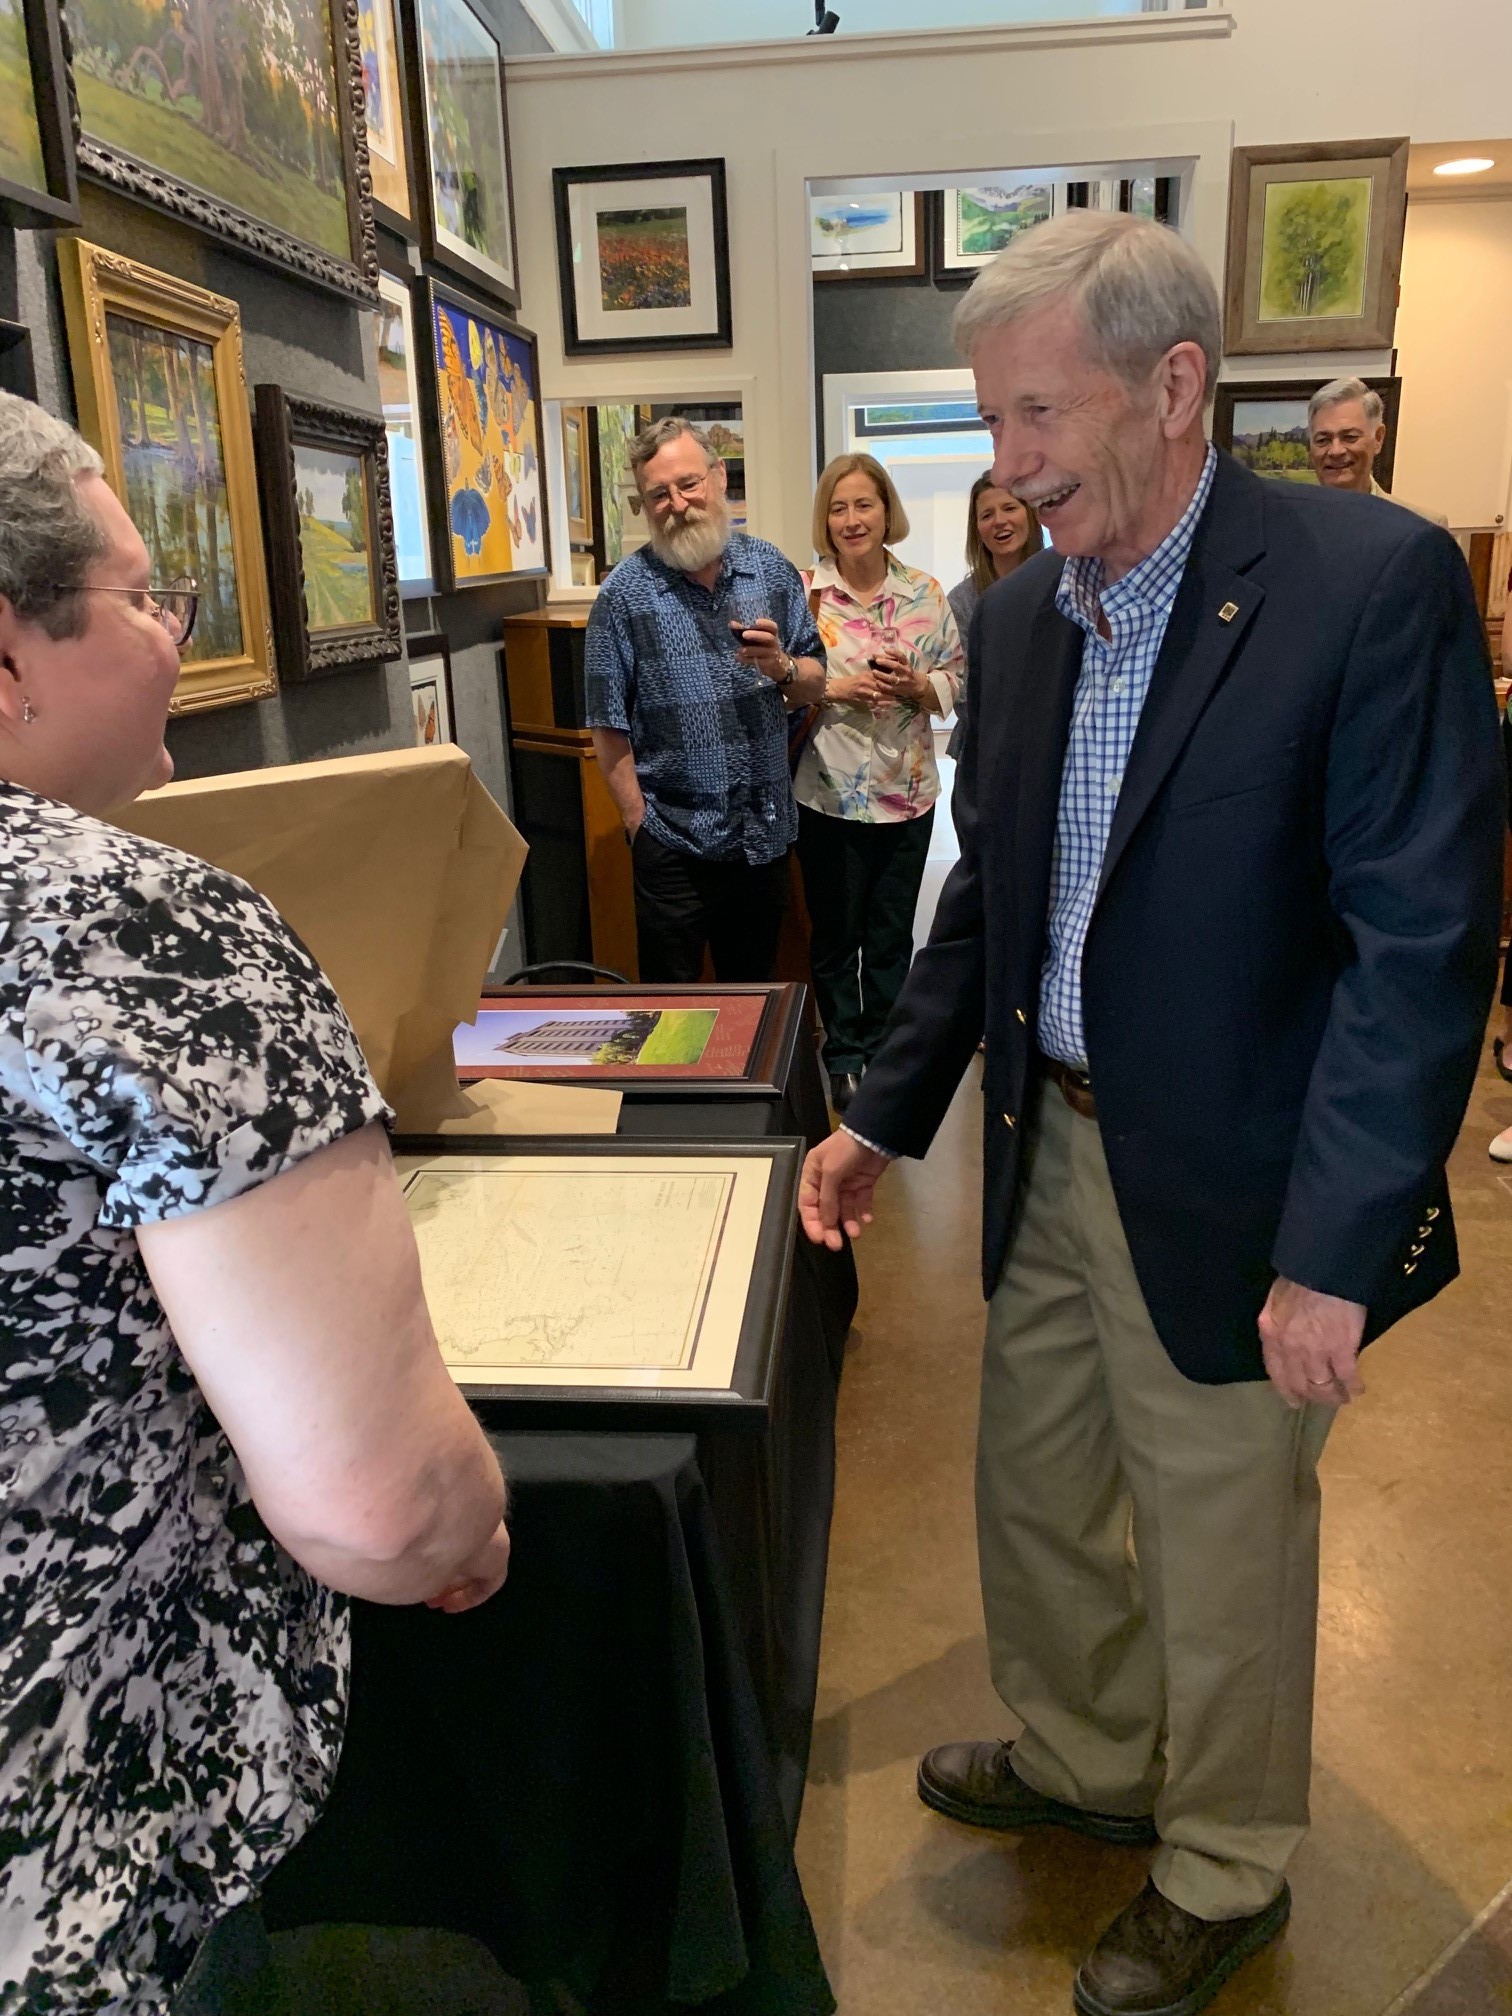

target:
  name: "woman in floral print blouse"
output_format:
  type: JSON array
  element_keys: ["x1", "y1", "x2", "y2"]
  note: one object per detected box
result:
[{"x1": 796, "y1": 453, "x2": 964, "y2": 1113}]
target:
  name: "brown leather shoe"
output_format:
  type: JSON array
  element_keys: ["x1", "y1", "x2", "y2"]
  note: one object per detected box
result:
[
  {"x1": 1073, "y1": 1878, "x2": 1291, "y2": 2016},
  {"x1": 916, "y1": 1740, "x2": 1158, "y2": 1847}
]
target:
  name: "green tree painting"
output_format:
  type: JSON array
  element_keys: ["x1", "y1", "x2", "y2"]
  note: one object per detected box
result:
[
  {"x1": 1258, "y1": 176, "x2": 1371, "y2": 322},
  {"x1": 0, "y1": 0, "x2": 46, "y2": 193}
]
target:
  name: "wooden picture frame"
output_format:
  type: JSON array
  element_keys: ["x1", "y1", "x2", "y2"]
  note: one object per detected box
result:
[
  {"x1": 1212, "y1": 375, "x2": 1402, "y2": 490},
  {"x1": 376, "y1": 271, "x2": 433, "y2": 590},
  {"x1": 811, "y1": 190, "x2": 926, "y2": 280},
  {"x1": 553, "y1": 158, "x2": 732, "y2": 357},
  {"x1": 0, "y1": 0, "x2": 79, "y2": 229},
  {"x1": 466, "y1": 982, "x2": 805, "y2": 1101},
  {"x1": 1224, "y1": 138, "x2": 1409, "y2": 356},
  {"x1": 390, "y1": 1134, "x2": 802, "y2": 1433},
  {"x1": 359, "y1": 0, "x2": 415, "y2": 234},
  {"x1": 404, "y1": 0, "x2": 518, "y2": 304},
  {"x1": 253, "y1": 387, "x2": 402, "y2": 683},
  {"x1": 561, "y1": 402, "x2": 592, "y2": 545},
  {"x1": 417, "y1": 277, "x2": 548, "y2": 592},
  {"x1": 65, "y1": 0, "x2": 378, "y2": 300},
  {"x1": 58, "y1": 238, "x2": 276, "y2": 715},
  {"x1": 406, "y1": 627, "x2": 455, "y2": 745}
]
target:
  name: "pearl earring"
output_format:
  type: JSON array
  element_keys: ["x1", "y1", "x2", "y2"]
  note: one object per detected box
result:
[{"x1": 21, "y1": 699, "x2": 35, "y2": 724}]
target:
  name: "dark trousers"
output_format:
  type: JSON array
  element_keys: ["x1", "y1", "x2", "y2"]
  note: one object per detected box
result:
[
  {"x1": 632, "y1": 827, "x2": 789, "y2": 983},
  {"x1": 797, "y1": 803, "x2": 934, "y2": 1075}
]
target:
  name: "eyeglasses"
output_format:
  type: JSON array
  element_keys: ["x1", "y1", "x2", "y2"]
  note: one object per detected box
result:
[
  {"x1": 55, "y1": 575, "x2": 200, "y2": 650},
  {"x1": 641, "y1": 473, "x2": 711, "y2": 511}
]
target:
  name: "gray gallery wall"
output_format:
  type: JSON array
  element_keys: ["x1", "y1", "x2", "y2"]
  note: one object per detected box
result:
[{"x1": 0, "y1": 8, "x2": 561, "y2": 972}]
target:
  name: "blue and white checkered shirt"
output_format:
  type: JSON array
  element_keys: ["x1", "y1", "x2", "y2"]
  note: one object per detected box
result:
[{"x1": 1038, "y1": 445, "x2": 1218, "y2": 1070}]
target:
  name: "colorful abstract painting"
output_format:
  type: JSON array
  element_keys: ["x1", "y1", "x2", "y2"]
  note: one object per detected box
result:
[
  {"x1": 106, "y1": 311, "x2": 243, "y2": 662},
  {"x1": 293, "y1": 442, "x2": 375, "y2": 630},
  {"x1": 0, "y1": 0, "x2": 45, "y2": 194},
  {"x1": 70, "y1": 0, "x2": 350, "y2": 259},
  {"x1": 432, "y1": 293, "x2": 543, "y2": 583}
]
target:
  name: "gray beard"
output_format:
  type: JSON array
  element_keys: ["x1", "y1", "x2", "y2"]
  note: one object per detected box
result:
[{"x1": 650, "y1": 505, "x2": 730, "y2": 575}]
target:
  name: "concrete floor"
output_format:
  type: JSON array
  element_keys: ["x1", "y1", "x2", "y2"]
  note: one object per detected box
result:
[{"x1": 795, "y1": 1037, "x2": 1512, "y2": 2016}]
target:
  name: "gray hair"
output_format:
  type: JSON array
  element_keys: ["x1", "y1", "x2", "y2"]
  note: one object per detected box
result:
[
  {"x1": 0, "y1": 391, "x2": 107, "y2": 640},
  {"x1": 952, "y1": 208, "x2": 1221, "y2": 398},
  {"x1": 1308, "y1": 377, "x2": 1383, "y2": 433},
  {"x1": 629, "y1": 416, "x2": 716, "y2": 486}
]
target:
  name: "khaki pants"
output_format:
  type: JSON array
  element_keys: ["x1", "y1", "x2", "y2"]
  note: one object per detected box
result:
[{"x1": 977, "y1": 1080, "x2": 1333, "y2": 1921}]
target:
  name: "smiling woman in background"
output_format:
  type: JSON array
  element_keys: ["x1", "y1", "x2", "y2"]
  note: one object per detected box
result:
[{"x1": 946, "y1": 473, "x2": 1042, "y2": 763}]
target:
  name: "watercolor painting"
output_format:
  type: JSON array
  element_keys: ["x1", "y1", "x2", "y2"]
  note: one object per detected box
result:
[
  {"x1": 1259, "y1": 176, "x2": 1372, "y2": 322},
  {"x1": 596, "y1": 205, "x2": 691, "y2": 312},
  {"x1": 954, "y1": 183, "x2": 1052, "y2": 257},
  {"x1": 69, "y1": 0, "x2": 350, "y2": 258},
  {"x1": 106, "y1": 310, "x2": 243, "y2": 662},
  {"x1": 431, "y1": 289, "x2": 544, "y2": 584},
  {"x1": 810, "y1": 194, "x2": 904, "y2": 260},
  {"x1": 0, "y1": 0, "x2": 46, "y2": 194},
  {"x1": 417, "y1": 0, "x2": 512, "y2": 292},
  {"x1": 1228, "y1": 397, "x2": 1318, "y2": 483},
  {"x1": 293, "y1": 441, "x2": 374, "y2": 630}
]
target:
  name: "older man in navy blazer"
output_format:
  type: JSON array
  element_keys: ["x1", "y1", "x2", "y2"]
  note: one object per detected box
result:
[{"x1": 802, "y1": 211, "x2": 1505, "y2": 2016}]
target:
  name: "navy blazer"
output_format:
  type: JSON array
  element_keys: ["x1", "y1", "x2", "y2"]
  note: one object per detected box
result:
[{"x1": 844, "y1": 450, "x2": 1507, "y2": 1383}]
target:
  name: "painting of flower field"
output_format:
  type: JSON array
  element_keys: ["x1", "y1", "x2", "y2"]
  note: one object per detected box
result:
[
  {"x1": 597, "y1": 206, "x2": 692, "y2": 313},
  {"x1": 68, "y1": 0, "x2": 351, "y2": 259},
  {"x1": 0, "y1": 0, "x2": 46, "y2": 194},
  {"x1": 106, "y1": 311, "x2": 244, "y2": 661}
]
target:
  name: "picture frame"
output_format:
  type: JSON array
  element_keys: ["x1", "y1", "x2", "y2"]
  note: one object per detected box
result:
[
  {"x1": 461, "y1": 982, "x2": 805, "y2": 1101},
  {"x1": 359, "y1": 0, "x2": 415, "y2": 233},
  {"x1": 1211, "y1": 376, "x2": 1403, "y2": 490},
  {"x1": 405, "y1": 0, "x2": 517, "y2": 303},
  {"x1": 1223, "y1": 138, "x2": 1409, "y2": 356},
  {"x1": 553, "y1": 158, "x2": 732, "y2": 357},
  {"x1": 389, "y1": 1135, "x2": 802, "y2": 1432},
  {"x1": 0, "y1": 0, "x2": 79, "y2": 230},
  {"x1": 253, "y1": 386, "x2": 403, "y2": 683},
  {"x1": 0, "y1": 318, "x2": 36, "y2": 401},
  {"x1": 377, "y1": 272, "x2": 433, "y2": 590},
  {"x1": 406, "y1": 627, "x2": 454, "y2": 745},
  {"x1": 561, "y1": 402, "x2": 593, "y2": 545},
  {"x1": 938, "y1": 184, "x2": 1050, "y2": 277},
  {"x1": 570, "y1": 549, "x2": 596, "y2": 588},
  {"x1": 58, "y1": 238, "x2": 276, "y2": 716},
  {"x1": 811, "y1": 191, "x2": 926, "y2": 280},
  {"x1": 417, "y1": 277, "x2": 548, "y2": 592},
  {"x1": 65, "y1": 0, "x2": 379, "y2": 301}
]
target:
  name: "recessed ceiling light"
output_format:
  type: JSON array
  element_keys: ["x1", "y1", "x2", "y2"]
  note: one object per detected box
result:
[{"x1": 1433, "y1": 156, "x2": 1496, "y2": 177}]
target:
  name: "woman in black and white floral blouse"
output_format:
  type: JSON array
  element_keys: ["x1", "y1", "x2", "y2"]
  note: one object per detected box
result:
[{"x1": 0, "y1": 392, "x2": 510, "y2": 2013}]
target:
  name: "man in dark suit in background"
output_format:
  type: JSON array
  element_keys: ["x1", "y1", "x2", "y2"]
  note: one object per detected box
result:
[{"x1": 801, "y1": 211, "x2": 1505, "y2": 2016}]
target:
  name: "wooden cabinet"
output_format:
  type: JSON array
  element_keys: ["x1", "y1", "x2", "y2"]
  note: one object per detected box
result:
[{"x1": 502, "y1": 607, "x2": 639, "y2": 979}]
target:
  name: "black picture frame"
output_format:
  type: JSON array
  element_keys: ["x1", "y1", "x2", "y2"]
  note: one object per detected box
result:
[
  {"x1": 0, "y1": 319, "x2": 37, "y2": 401},
  {"x1": 253, "y1": 386, "x2": 403, "y2": 683},
  {"x1": 401, "y1": 0, "x2": 519, "y2": 305},
  {"x1": 1212, "y1": 375, "x2": 1403, "y2": 492},
  {"x1": 64, "y1": 0, "x2": 379, "y2": 300},
  {"x1": 415, "y1": 276, "x2": 550, "y2": 593},
  {"x1": 552, "y1": 158, "x2": 732, "y2": 357},
  {"x1": 0, "y1": 0, "x2": 79, "y2": 229},
  {"x1": 470, "y1": 982, "x2": 805, "y2": 1101},
  {"x1": 388, "y1": 1135, "x2": 802, "y2": 1432},
  {"x1": 405, "y1": 626, "x2": 455, "y2": 745}
]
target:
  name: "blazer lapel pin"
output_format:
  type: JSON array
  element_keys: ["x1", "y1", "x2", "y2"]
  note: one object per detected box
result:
[{"x1": 1219, "y1": 601, "x2": 1239, "y2": 624}]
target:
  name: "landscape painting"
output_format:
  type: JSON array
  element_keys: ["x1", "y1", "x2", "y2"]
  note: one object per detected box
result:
[
  {"x1": 68, "y1": 0, "x2": 352, "y2": 262},
  {"x1": 597, "y1": 206, "x2": 691, "y2": 313},
  {"x1": 293, "y1": 442, "x2": 375, "y2": 631},
  {"x1": 810, "y1": 195, "x2": 904, "y2": 260},
  {"x1": 357, "y1": 0, "x2": 409, "y2": 221},
  {"x1": 1258, "y1": 175, "x2": 1372, "y2": 323},
  {"x1": 417, "y1": 0, "x2": 514, "y2": 296},
  {"x1": 0, "y1": 0, "x2": 46, "y2": 195},
  {"x1": 429, "y1": 287, "x2": 544, "y2": 587},
  {"x1": 105, "y1": 311, "x2": 243, "y2": 662},
  {"x1": 1227, "y1": 397, "x2": 1317, "y2": 483},
  {"x1": 953, "y1": 183, "x2": 1052, "y2": 258}
]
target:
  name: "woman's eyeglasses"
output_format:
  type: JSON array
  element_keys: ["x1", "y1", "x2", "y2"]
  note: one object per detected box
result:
[{"x1": 55, "y1": 576, "x2": 200, "y2": 650}]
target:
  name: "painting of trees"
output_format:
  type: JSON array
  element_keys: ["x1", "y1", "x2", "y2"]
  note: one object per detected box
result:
[{"x1": 1258, "y1": 177, "x2": 1371, "y2": 323}]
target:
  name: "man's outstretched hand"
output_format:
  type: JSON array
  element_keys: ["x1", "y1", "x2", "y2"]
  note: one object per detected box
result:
[{"x1": 799, "y1": 1130, "x2": 893, "y2": 1250}]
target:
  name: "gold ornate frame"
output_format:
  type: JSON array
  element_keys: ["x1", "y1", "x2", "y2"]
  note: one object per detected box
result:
[{"x1": 58, "y1": 238, "x2": 276, "y2": 716}]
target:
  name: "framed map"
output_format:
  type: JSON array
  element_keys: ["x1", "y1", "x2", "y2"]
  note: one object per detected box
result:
[
  {"x1": 393, "y1": 1140, "x2": 802, "y2": 1429},
  {"x1": 456, "y1": 983, "x2": 805, "y2": 1097}
]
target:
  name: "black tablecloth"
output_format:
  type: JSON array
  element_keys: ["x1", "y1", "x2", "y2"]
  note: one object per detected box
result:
[{"x1": 262, "y1": 1434, "x2": 835, "y2": 2014}]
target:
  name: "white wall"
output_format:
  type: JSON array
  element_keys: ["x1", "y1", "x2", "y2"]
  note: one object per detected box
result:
[
  {"x1": 504, "y1": 2, "x2": 1512, "y2": 562},
  {"x1": 614, "y1": 0, "x2": 1144, "y2": 48},
  {"x1": 1393, "y1": 198, "x2": 1512, "y2": 530}
]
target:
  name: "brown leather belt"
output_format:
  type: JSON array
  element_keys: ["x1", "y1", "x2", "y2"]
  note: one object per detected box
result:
[{"x1": 1042, "y1": 1056, "x2": 1098, "y2": 1122}]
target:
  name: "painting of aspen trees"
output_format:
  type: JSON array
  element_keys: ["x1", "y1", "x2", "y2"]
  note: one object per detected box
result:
[{"x1": 105, "y1": 311, "x2": 243, "y2": 662}]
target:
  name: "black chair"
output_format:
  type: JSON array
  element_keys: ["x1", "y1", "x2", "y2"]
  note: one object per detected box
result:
[{"x1": 494, "y1": 961, "x2": 629, "y2": 988}]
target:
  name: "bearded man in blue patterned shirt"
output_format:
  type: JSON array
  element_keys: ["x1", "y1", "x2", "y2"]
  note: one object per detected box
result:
[
  {"x1": 800, "y1": 213, "x2": 1504, "y2": 2015},
  {"x1": 586, "y1": 418, "x2": 825, "y2": 983}
]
